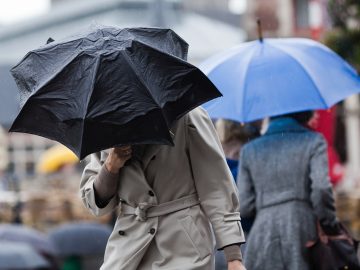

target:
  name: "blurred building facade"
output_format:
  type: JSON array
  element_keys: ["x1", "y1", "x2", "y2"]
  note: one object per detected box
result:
[
  {"x1": 0, "y1": 0, "x2": 245, "y2": 182},
  {"x1": 7, "y1": 134, "x2": 53, "y2": 179},
  {"x1": 185, "y1": 0, "x2": 330, "y2": 40}
]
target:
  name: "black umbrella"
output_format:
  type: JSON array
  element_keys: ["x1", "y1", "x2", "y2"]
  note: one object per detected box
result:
[
  {"x1": 48, "y1": 222, "x2": 112, "y2": 256},
  {"x1": 10, "y1": 26, "x2": 221, "y2": 159},
  {"x1": 0, "y1": 224, "x2": 57, "y2": 255},
  {"x1": 0, "y1": 241, "x2": 50, "y2": 269}
]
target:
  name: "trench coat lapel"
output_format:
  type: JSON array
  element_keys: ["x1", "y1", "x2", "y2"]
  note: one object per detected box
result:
[
  {"x1": 141, "y1": 129, "x2": 175, "y2": 169},
  {"x1": 142, "y1": 144, "x2": 162, "y2": 169}
]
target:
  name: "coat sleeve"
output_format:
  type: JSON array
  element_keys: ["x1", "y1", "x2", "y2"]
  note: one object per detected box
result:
[
  {"x1": 309, "y1": 135, "x2": 338, "y2": 229},
  {"x1": 237, "y1": 146, "x2": 256, "y2": 218},
  {"x1": 80, "y1": 151, "x2": 119, "y2": 217},
  {"x1": 186, "y1": 108, "x2": 245, "y2": 249}
]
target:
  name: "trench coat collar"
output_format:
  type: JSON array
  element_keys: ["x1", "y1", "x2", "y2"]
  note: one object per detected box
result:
[
  {"x1": 140, "y1": 127, "x2": 176, "y2": 169},
  {"x1": 265, "y1": 117, "x2": 309, "y2": 136}
]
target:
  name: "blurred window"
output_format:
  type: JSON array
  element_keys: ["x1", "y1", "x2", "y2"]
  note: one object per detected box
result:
[
  {"x1": 26, "y1": 161, "x2": 35, "y2": 176},
  {"x1": 7, "y1": 162, "x2": 15, "y2": 174},
  {"x1": 294, "y1": 0, "x2": 309, "y2": 28}
]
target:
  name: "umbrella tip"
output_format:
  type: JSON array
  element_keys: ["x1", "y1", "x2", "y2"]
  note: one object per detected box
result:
[
  {"x1": 46, "y1": 37, "x2": 55, "y2": 44},
  {"x1": 256, "y1": 18, "x2": 263, "y2": 43}
]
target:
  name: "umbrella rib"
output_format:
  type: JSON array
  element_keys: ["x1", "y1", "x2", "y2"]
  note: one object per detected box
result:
[
  {"x1": 123, "y1": 28, "x2": 189, "y2": 61},
  {"x1": 84, "y1": 55, "x2": 102, "y2": 119},
  {"x1": 202, "y1": 42, "x2": 258, "y2": 122},
  {"x1": 267, "y1": 42, "x2": 329, "y2": 108},
  {"x1": 120, "y1": 50, "x2": 165, "y2": 115},
  {"x1": 81, "y1": 55, "x2": 102, "y2": 155},
  {"x1": 13, "y1": 52, "x2": 81, "y2": 108},
  {"x1": 201, "y1": 41, "x2": 255, "y2": 75},
  {"x1": 120, "y1": 51, "x2": 160, "y2": 107},
  {"x1": 239, "y1": 44, "x2": 259, "y2": 122}
]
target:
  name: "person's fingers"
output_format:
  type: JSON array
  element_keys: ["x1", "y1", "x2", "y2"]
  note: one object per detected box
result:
[
  {"x1": 116, "y1": 152, "x2": 132, "y2": 162},
  {"x1": 113, "y1": 146, "x2": 132, "y2": 156},
  {"x1": 121, "y1": 148, "x2": 132, "y2": 156}
]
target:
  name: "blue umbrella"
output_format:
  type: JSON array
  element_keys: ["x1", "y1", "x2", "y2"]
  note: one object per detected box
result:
[{"x1": 200, "y1": 38, "x2": 360, "y2": 123}]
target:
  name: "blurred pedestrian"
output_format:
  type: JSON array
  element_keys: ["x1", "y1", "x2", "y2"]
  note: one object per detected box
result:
[
  {"x1": 80, "y1": 107, "x2": 246, "y2": 270},
  {"x1": 215, "y1": 120, "x2": 261, "y2": 270},
  {"x1": 237, "y1": 111, "x2": 340, "y2": 270},
  {"x1": 11, "y1": 200, "x2": 23, "y2": 224},
  {"x1": 217, "y1": 119, "x2": 262, "y2": 182}
]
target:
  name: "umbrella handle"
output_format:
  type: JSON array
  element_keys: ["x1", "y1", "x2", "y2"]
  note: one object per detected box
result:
[{"x1": 257, "y1": 18, "x2": 263, "y2": 42}]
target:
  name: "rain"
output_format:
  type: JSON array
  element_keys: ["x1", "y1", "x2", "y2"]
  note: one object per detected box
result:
[{"x1": 0, "y1": 1, "x2": 359, "y2": 270}]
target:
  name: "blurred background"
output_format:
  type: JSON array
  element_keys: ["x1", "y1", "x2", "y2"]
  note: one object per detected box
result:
[{"x1": 0, "y1": 0, "x2": 359, "y2": 268}]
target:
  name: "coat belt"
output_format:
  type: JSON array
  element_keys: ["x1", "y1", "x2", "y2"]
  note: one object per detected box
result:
[{"x1": 120, "y1": 194, "x2": 200, "y2": 222}]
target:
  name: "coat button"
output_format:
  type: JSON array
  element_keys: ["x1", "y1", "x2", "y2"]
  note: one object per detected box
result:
[
  {"x1": 118, "y1": 230, "x2": 125, "y2": 236},
  {"x1": 148, "y1": 190, "x2": 155, "y2": 197},
  {"x1": 149, "y1": 228, "x2": 156, "y2": 235},
  {"x1": 151, "y1": 155, "x2": 156, "y2": 160}
]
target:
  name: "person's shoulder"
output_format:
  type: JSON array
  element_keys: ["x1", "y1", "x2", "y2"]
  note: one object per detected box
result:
[
  {"x1": 307, "y1": 129, "x2": 325, "y2": 139},
  {"x1": 239, "y1": 135, "x2": 264, "y2": 156},
  {"x1": 307, "y1": 131, "x2": 328, "y2": 149},
  {"x1": 297, "y1": 129, "x2": 327, "y2": 146},
  {"x1": 187, "y1": 106, "x2": 209, "y2": 119},
  {"x1": 184, "y1": 106, "x2": 212, "y2": 125}
]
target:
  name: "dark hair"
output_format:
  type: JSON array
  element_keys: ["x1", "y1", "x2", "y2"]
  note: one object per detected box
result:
[
  {"x1": 221, "y1": 120, "x2": 261, "y2": 144},
  {"x1": 272, "y1": 111, "x2": 314, "y2": 125}
]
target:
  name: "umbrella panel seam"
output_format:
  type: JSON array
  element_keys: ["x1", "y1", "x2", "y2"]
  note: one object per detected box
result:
[
  {"x1": 120, "y1": 49, "x2": 170, "y2": 128},
  {"x1": 266, "y1": 42, "x2": 329, "y2": 108}
]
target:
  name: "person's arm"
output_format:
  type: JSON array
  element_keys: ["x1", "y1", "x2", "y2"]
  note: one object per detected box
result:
[
  {"x1": 94, "y1": 146, "x2": 132, "y2": 206},
  {"x1": 309, "y1": 135, "x2": 340, "y2": 234},
  {"x1": 228, "y1": 260, "x2": 246, "y2": 270},
  {"x1": 185, "y1": 108, "x2": 245, "y2": 252},
  {"x1": 223, "y1": 245, "x2": 242, "y2": 262},
  {"x1": 223, "y1": 245, "x2": 246, "y2": 270},
  {"x1": 79, "y1": 146, "x2": 131, "y2": 216}
]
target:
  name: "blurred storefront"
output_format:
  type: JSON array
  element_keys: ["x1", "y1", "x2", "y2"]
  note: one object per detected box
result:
[
  {"x1": 0, "y1": 0, "x2": 246, "y2": 230},
  {"x1": 236, "y1": 0, "x2": 329, "y2": 39}
]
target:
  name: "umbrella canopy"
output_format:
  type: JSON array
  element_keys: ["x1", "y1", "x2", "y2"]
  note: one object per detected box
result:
[
  {"x1": 0, "y1": 241, "x2": 50, "y2": 269},
  {"x1": 10, "y1": 25, "x2": 221, "y2": 159},
  {"x1": 37, "y1": 144, "x2": 79, "y2": 174},
  {"x1": 48, "y1": 222, "x2": 112, "y2": 257},
  {"x1": 0, "y1": 224, "x2": 57, "y2": 255},
  {"x1": 200, "y1": 38, "x2": 360, "y2": 123}
]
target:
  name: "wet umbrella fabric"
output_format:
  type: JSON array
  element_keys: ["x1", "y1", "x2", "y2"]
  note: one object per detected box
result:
[
  {"x1": 48, "y1": 222, "x2": 112, "y2": 256},
  {"x1": 10, "y1": 26, "x2": 221, "y2": 159},
  {"x1": 0, "y1": 241, "x2": 50, "y2": 269},
  {"x1": 0, "y1": 224, "x2": 57, "y2": 255},
  {"x1": 200, "y1": 38, "x2": 360, "y2": 123}
]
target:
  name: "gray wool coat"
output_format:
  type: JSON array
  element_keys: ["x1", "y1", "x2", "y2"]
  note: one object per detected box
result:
[
  {"x1": 80, "y1": 107, "x2": 245, "y2": 270},
  {"x1": 237, "y1": 117, "x2": 338, "y2": 270}
]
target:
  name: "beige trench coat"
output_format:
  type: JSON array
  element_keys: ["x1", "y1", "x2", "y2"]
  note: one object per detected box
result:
[{"x1": 80, "y1": 107, "x2": 245, "y2": 270}]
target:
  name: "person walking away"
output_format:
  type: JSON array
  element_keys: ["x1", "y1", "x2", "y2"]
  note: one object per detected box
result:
[{"x1": 237, "y1": 111, "x2": 340, "y2": 270}]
